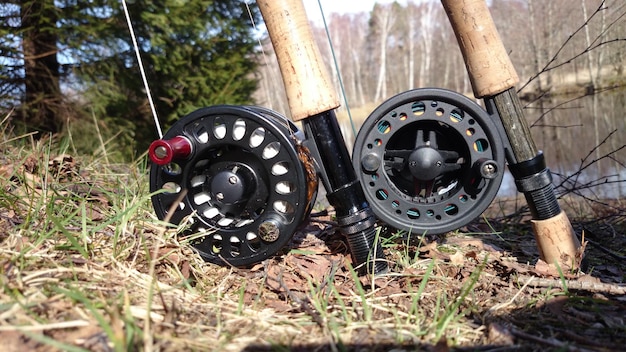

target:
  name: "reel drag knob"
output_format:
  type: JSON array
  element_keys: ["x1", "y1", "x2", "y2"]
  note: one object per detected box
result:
[
  {"x1": 361, "y1": 153, "x2": 381, "y2": 173},
  {"x1": 407, "y1": 147, "x2": 461, "y2": 181},
  {"x1": 208, "y1": 165, "x2": 255, "y2": 215},
  {"x1": 148, "y1": 136, "x2": 192, "y2": 165},
  {"x1": 475, "y1": 159, "x2": 499, "y2": 179},
  {"x1": 465, "y1": 158, "x2": 500, "y2": 195}
]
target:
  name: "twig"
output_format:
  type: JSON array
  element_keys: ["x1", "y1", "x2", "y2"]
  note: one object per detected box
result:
[
  {"x1": 527, "y1": 93, "x2": 586, "y2": 127},
  {"x1": 520, "y1": 0, "x2": 626, "y2": 93},
  {"x1": 560, "y1": 329, "x2": 623, "y2": 351},
  {"x1": 510, "y1": 326, "x2": 596, "y2": 352},
  {"x1": 488, "y1": 276, "x2": 534, "y2": 313},
  {"x1": 516, "y1": 275, "x2": 626, "y2": 295},
  {"x1": 555, "y1": 130, "x2": 624, "y2": 189},
  {"x1": 0, "y1": 320, "x2": 90, "y2": 331},
  {"x1": 271, "y1": 269, "x2": 325, "y2": 329}
]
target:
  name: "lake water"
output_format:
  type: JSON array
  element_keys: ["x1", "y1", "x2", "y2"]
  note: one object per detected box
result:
[{"x1": 498, "y1": 88, "x2": 626, "y2": 199}]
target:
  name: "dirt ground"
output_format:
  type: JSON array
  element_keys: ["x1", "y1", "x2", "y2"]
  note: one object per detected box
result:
[
  {"x1": 231, "y1": 193, "x2": 626, "y2": 351},
  {"x1": 271, "y1": 197, "x2": 626, "y2": 351},
  {"x1": 0, "y1": 152, "x2": 624, "y2": 351}
]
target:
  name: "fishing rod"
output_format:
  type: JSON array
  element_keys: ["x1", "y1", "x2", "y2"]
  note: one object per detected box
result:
[
  {"x1": 440, "y1": 0, "x2": 581, "y2": 268},
  {"x1": 145, "y1": 0, "x2": 581, "y2": 276}
]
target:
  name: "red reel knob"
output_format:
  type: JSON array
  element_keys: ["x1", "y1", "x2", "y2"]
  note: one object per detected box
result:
[{"x1": 148, "y1": 136, "x2": 192, "y2": 165}]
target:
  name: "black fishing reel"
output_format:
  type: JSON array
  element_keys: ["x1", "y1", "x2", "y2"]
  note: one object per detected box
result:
[
  {"x1": 353, "y1": 88, "x2": 505, "y2": 235},
  {"x1": 149, "y1": 105, "x2": 317, "y2": 267}
]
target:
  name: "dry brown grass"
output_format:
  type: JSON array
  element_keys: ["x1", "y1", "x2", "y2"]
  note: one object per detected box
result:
[{"x1": 1, "y1": 127, "x2": 625, "y2": 352}]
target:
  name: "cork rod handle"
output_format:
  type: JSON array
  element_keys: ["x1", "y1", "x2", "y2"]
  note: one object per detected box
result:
[
  {"x1": 441, "y1": 0, "x2": 519, "y2": 98},
  {"x1": 257, "y1": 0, "x2": 340, "y2": 121}
]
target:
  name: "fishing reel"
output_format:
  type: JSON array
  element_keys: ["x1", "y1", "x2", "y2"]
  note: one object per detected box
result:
[
  {"x1": 148, "y1": 105, "x2": 317, "y2": 267},
  {"x1": 148, "y1": 89, "x2": 506, "y2": 267},
  {"x1": 353, "y1": 88, "x2": 505, "y2": 235}
]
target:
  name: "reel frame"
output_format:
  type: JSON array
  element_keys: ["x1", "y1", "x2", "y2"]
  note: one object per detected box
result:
[
  {"x1": 149, "y1": 105, "x2": 316, "y2": 267},
  {"x1": 352, "y1": 88, "x2": 506, "y2": 235}
]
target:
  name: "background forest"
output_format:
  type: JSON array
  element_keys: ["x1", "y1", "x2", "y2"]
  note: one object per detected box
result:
[
  {"x1": 1, "y1": 0, "x2": 625, "y2": 162},
  {"x1": 261, "y1": 0, "x2": 625, "y2": 119},
  {"x1": 1, "y1": 0, "x2": 261, "y2": 159}
]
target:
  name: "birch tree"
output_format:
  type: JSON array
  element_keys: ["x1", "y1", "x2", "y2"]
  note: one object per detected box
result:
[{"x1": 371, "y1": 3, "x2": 395, "y2": 102}]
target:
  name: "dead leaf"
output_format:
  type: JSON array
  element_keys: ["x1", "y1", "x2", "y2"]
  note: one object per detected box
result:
[
  {"x1": 419, "y1": 241, "x2": 450, "y2": 261},
  {"x1": 533, "y1": 259, "x2": 577, "y2": 278},
  {"x1": 418, "y1": 241, "x2": 438, "y2": 253},
  {"x1": 445, "y1": 237, "x2": 486, "y2": 249},
  {"x1": 83, "y1": 202, "x2": 106, "y2": 221},
  {"x1": 285, "y1": 254, "x2": 337, "y2": 282},
  {"x1": 49, "y1": 154, "x2": 79, "y2": 181},
  {"x1": 157, "y1": 246, "x2": 181, "y2": 265},
  {"x1": 449, "y1": 250, "x2": 465, "y2": 265},
  {"x1": 496, "y1": 257, "x2": 530, "y2": 274},
  {"x1": 180, "y1": 260, "x2": 191, "y2": 280},
  {"x1": 22, "y1": 155, "x2": 38, "y2": 174},
  {"x1": 577, "y1": 274, "x2": 601, "y2": 285},
  {"x1": 0, "y1": 164, "x2": 15, "y2": 180},
  {"x1": 534, "y1": 259, "x2": 560, "y2": 277},
  {"x1": 545, "y1": 295, "x2": 569, "y2": 316},
  {"x1": 266, "y1": 261, "x2": 302, "y2": 293},
  {"x1": 263, "y1": 296, "x2": 294, "y2": 312},
  {"x1": 0, "y1": 331, "x2": 42, "y2": 352},
  {"x1": 466, "y1": 251, "x2": 478, "y2": 260},
  {"x1": 249, "y1": 262, "x2": 265, "y2": 272},
  {"x1": 488, "y1": 322, "x2": 515, "y2": 345}
]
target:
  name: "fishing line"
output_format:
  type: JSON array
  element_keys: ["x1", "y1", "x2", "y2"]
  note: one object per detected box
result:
[
  {"x1": 317, "y1": 0, "x2": 357, "y2": 137},
  {"x1": 121, "y1": 0, "x2": 163, "y2": 138}
]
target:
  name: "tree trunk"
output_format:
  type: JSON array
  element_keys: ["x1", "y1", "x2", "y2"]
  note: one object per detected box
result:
[
  {"x1": 407, "y1": 4, "x2": 415, "y2": 89},
  {"x1": 373, "y1": 5, "x2": 393, "y2": 102},
  {"x1": 528, "y1": 0, "x2": 544, "y2": 94},
  {"x1": 417, "y1": 2, "x2": 435, "y2": 87},
  {"x1": 352, "y1": 49, "x2": 365, "y2": 106},
  {"x1": 20, "y1": 0, "x2": 62, "y2": 134},
  {"x1": 581, "y1": 0, "x2": 597, "y2": 90}
]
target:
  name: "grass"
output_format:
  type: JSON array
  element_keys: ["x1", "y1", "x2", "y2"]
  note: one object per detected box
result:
[
  {"x1": 0, "y1": 128, "x2": 485, "y2": 351},
  {"x1": 1, "y1": 121, "x2": 625, "y2": 351}
]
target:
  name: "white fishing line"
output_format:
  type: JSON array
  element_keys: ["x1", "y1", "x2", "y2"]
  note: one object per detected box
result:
[
  {"x1": 121, "y1": 0, "x2": 163, "y2": 138},
  {"x1": 315, "y1": 0, "x2": 356, "y2": 136}
]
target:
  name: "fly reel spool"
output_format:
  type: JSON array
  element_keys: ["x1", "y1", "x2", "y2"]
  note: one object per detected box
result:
[
  {"x1": 353, "y1": 88, "x2": 505, "y2": 235},
  {"x1": 149, "y1": 105, "x2": 317, "y2": 267}
]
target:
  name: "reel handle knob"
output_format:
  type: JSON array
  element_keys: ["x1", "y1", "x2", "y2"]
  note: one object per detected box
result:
[{"x1": 148, "y1": 136, "x2": 192, "y2": 165}]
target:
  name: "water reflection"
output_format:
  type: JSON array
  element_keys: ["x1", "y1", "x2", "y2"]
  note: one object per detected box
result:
[{"x1": 498, "y1": 88, "x2": 626, "y2": 198}]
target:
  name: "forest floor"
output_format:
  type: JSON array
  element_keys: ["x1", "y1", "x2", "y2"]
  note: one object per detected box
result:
[{"x1": 0, "y1": 135, "x2": 625, "y2": 352}]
